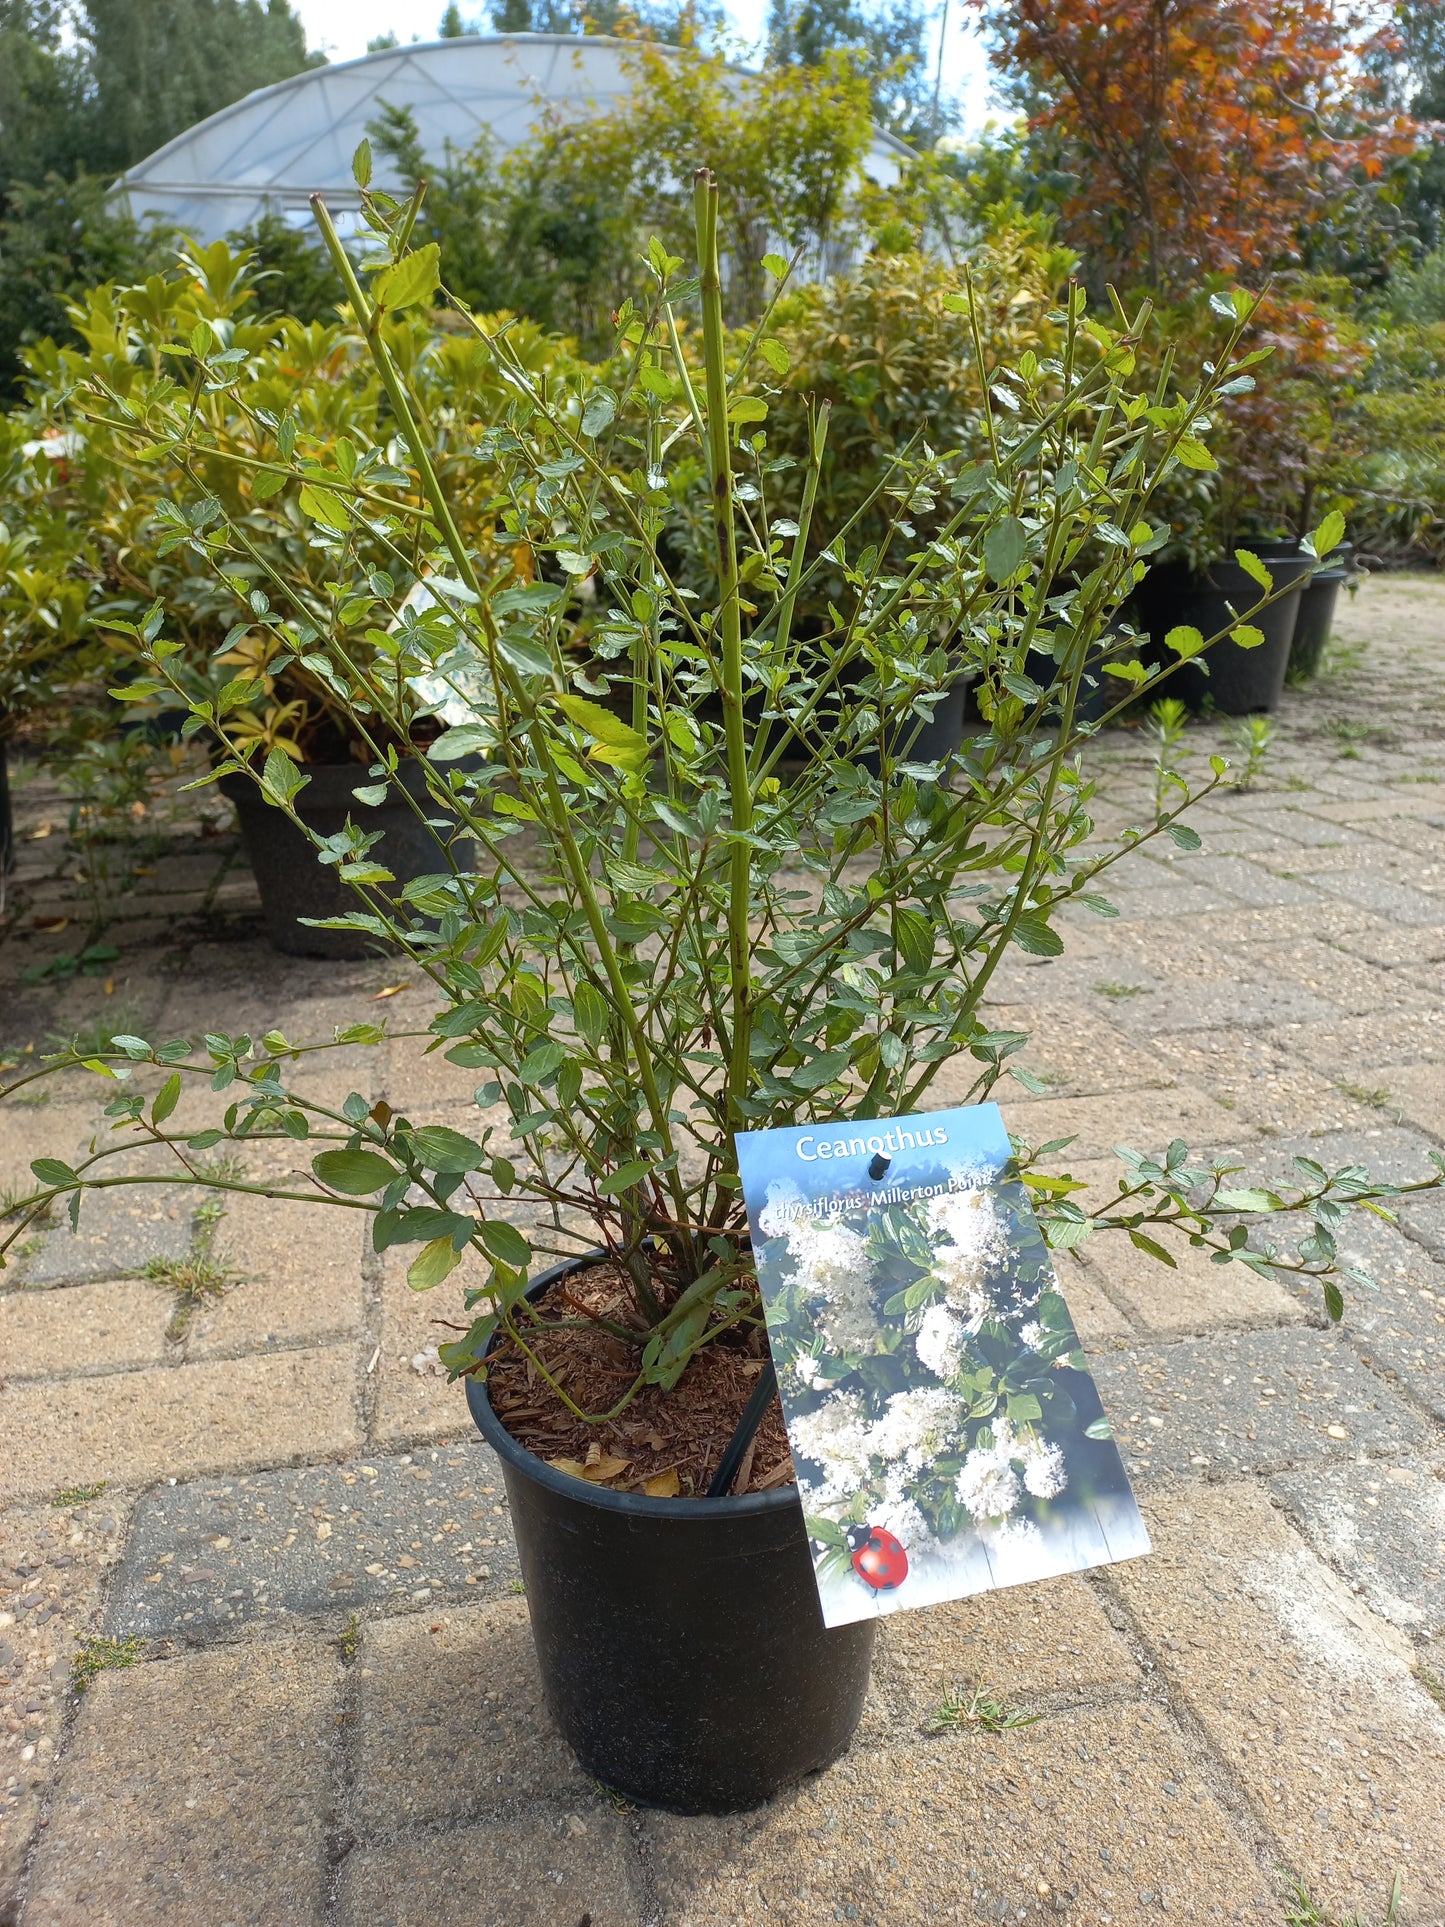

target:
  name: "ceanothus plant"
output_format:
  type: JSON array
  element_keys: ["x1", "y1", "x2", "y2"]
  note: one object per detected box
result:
[{"x1": 3, "y1": 161, "x2": 1441, "y2": 1427}]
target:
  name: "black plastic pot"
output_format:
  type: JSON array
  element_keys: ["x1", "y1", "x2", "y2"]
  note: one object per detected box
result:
[
  {"x1": 1140, "y1": 552, "x2": 1312, "y2": 714},
  {"x1": 855, "y1": 678, "x2": 967, "y2": 775},
  {"x1": 465, "y1": 1257, "x2": 876, "y2": 1813},
  {"x1": 1288, "y1": 568, "x2": 1347, "y2": 682},
  {"x1": 220, "y1": 759, "x2": 470, "y2": 960}
]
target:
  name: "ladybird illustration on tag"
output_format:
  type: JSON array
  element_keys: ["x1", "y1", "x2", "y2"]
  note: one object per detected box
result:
[{"x1": 846, "y1": 1523, "x2": 909, "y2": 1591}]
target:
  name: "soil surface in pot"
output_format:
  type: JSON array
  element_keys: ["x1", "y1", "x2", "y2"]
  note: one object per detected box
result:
[{"x1": 484, "y1": 1260, "x2": 797, "y2": 1497}]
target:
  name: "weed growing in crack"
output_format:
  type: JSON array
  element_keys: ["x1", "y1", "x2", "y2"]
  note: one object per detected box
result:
[
  {"x1": 1417, "y1": 1661, "x2": 1445, "y2": 1712},
  {"x1": 51, "y1": 1481, "x2": 107, "y2": 1508},
  {"x1": 134, "y1": 1197, "x2": 247, "y2": 1341},
  {"x1": 926, "y1": 1682, "x2": 1041, "y2": 1736},
  {"x1": 1226, "y1": 713, "x2": 1275, "y2": 790},
  {"x1": 1338, "y1": 1083, "x2": 1398, "y2": 1114},
  {"x1": 1093, "y1": 981, "x2": 1148, "y2": 1000},
  {"x1": 72, "y1": 1636, "x2": 144, "y2": 1691},
  {"x1": 337, "y1": 1613, "x2": 361, "y2": 1662},
  {"x1": 1284, "y1": 1869, "x2": 1402, "y2": 1927},
  {"x1": 1149, "y1": 697, "x2": 1190, "y2": 817}
]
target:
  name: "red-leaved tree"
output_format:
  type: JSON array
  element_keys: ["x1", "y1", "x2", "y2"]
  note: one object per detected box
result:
[{"x1": 979, "y1": 0, "x2": 1424, "y2": 292}]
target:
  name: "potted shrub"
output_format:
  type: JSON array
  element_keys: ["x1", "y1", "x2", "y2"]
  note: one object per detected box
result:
[
  {"x1": 5, "y1": 171, "x2": 1440, "y2": 1813},
  {"x1": 14, "y1": 247, "x2": 588, "y2": 955}
]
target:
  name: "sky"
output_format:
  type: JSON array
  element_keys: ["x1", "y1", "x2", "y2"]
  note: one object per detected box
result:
[{"x1": 290, "y1": 0, "x2": 1000, "y2": 133}]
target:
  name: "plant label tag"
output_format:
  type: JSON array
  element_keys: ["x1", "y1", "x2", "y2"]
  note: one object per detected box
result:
[{"x1": 734, "y1": 1102, "x2": 1150, "y2": 1626}]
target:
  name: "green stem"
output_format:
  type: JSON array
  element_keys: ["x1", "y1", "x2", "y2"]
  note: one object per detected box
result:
[{"x1": 694, "y1": 169, "x2": 753, "y2": 1137}]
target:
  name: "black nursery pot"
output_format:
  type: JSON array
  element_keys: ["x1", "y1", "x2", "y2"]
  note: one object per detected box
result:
[
  {"x1": 220, "y1": 759, "x2": 470, "y2": 960},
  {"x1": 465, "y1": 1259, "x2": 876, "y2": 1814},
  {"x1": 854, "y1": 678, "x2": 968, "y2": 776},
  {"x1": 1288, "y1": 568, "x2": 1347, "y2": 682},
  {"x1": 1141, "y1": 551, "x2": 1313, "y2": 714}
]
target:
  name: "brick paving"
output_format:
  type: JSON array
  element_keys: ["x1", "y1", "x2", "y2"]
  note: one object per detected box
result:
[{"x1": 1, "y1": 574, "x2": 1444, "y2": 1925}]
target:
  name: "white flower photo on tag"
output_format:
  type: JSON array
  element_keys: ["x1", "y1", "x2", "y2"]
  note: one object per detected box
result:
[{"x1": 735, "y1": 1103, "x2": 1151, "y2": 1628}]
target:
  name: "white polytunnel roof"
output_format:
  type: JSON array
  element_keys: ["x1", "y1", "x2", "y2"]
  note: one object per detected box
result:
[{"x1": 111, "y1": 33, "x2": 913, "y2": 244}]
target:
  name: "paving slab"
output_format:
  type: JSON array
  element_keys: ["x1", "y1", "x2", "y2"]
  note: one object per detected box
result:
[
  {"x1": 188, "y1": 1182, "x2": 368, "y2": 1356},
  {"x1": 1092, "y1": 1326, "x2": 1427, "y2": 1481},
  {"x1": 1302, "y1": 867, "x2": 1445, "y2": 924},
  {"x1": 0, "y1": 1344, "x2": 359, "y2": 1503},
  {"x1": 0, "y1": 1276, "x2": 173, "y2": 1377},
  {"x1": 334, "y1": 1810, "x2": 641, "y2": 1927},
  {"x1": 1274, "y1": 1209, "x2": 1445, "y2": 1421},
  {"x1": 1163, "y1": 851, "x2": 1329, "y2": 910},
  {"x1": 1366, "y1": 1060, "x2": 1445, "y2": 1146},
  {"x1": 104, "y1": 1443, "x2": 519, "y2": 1638},
  {"x1": 350, "y1": 1598, "x2": 591, "y2": 1828},
  {"x1": 19, "y1": 1180, "x2": 195, "y2": 1287},
  {"x1": 1332, "y1": 916, "x2": 1445, "y2": 970},
  {"x1": 1077, "y1": 1227, "x2": 1305, "y2": 1337},
  {"x1": 1109, "y1": 1483, "x2": 1445, "y2": 1923},
  {"x1": 1272, "y1": 1458, "x2": 1445, "y2": 1640},
  {"x1": 0, "y1": 1495, "x2": 127, "y2": 1922},
  {"x1": 867, "y1": 1572, "x2": 1141, "y2": 1732},
  {"x1": 1001, "y1": 1085, "x2": 1251, "y2": 1162},
  {"x1": 22, "y1": 1633, "x2": 340, "y2": 1926},
  {"x1": 646, "y1": 1702, "x2": 1274, "y2": 1926}
]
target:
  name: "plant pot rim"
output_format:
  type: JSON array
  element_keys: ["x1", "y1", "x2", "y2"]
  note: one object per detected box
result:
[{"x1": 466, "y1": 1250, "x2": 801, "y2": 1523}]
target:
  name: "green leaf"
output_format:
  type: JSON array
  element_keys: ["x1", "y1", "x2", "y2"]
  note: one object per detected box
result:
[
  {"x1": 762, "y1": 251, "x2": 788, "y2": 278},
  {"x1": 1230, "y1": 624, "x2": 1265, "y2": 650},
  {"x1": 1083, "y1": 1417, "x2": 1113, "y2": 1440},
  {"x1": 1234, "y1": 548, "x2": 1272, "y2": 590},
  {"x1": 1307, "y1": 509, "x2": 1345, "y2": 559},
  {"x1": 757, "y1": 337, "x2": 790, "y2": 374},
  {"x1": 893, "y1": 907, "x2": 935, "y2": 975},
  {"x1": 1322, "y1": 1279, "x2": 1345, "y2": 1323},
  {"x1": 352, "y1": 137, "x2": 372, "y2": 188},
  {"x1": 151, "y1": 1073, "x2": 182, "y2": 1126},
  {"x1": 251, "y1": 468, "x2": 286, "y2": 501},
  {"x1": 477, "y1": 1218, "x2": 531, "y2": 1268},
  {"x1": 297, "y1": 485, "x2": 351, "y2": 531},
  {"x1": 408, "y1": 1235, "x2": 465, "y2": 1291},
  {"x1": 572, "y1": 981, "x2": 611, "y2": 1048},
  {"x1": 597, "y1": 1159, "x2": 652, "y2": 1196},
  {"x1": 311, "y1": 1147, "x2": 399, "y2": 1195},
  {"x1": 109, "y1": 1035, "x2": 153, "y2": 1057},
  {"x1": 517, "y1": 1042, "x2": 566, "y2": 1087},
  {"x1": 1011, "y1": 913, "x2": 1063, "y2": 957},
  {"x1": 581, "y1": 389, "x2": 617, "y2": 437},
  {"x1": 373, "y1": 243, "x2": 441, "y2": 313},
  {"x1": 983, "y1": 516, "x2": 1027, "y2": 582},
  {"x1": 1174, "y1": 436, "x2": 1217, "y2": 471},
  {"x1": 1165, "y1": 823, "x2": 1201, "y2": 850},
  {"x1": 1213, "y1": 1188, "x2": 1284, "y2": 1211},
  {"x1": 792, "y1": 1049, "x2": 851, "y2": 1090},
  {"x1": 407, "y1": 1125, "x2": 485, "y2": 1172},
  {"x1": 496, "y1": 635, "x2": 552, "y2": 681},
  {"x1": 1005, "y1": 1393, "x2": 1042, "y2": 1423},
  {"x1": 261, "y1": 747, "x2": 308, "y2": 805},
  {"x1": 1128, "y1": 1228, "x2": 1177, "y2": 1267},
  {"x1": 30, "y1": 1158, "x2": 77, "y2": 1188},
  {"x1": 1164, "y1": 625, "x2": 1205, "y2": 660},
  {"x1": 555, "y1": 695, "x2": 648, "y2": 773},
  {"x1": 728, "y1": 396, "x2": 769, "y2": 425}
]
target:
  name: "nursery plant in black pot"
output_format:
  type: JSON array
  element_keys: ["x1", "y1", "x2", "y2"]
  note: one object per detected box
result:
[
  {"x1": 1138, "y1": 540, "x2": 1315, "y2": 713},
  {"x1": 7, "y1": 171, "x2": 1438, "y2": 1815}
]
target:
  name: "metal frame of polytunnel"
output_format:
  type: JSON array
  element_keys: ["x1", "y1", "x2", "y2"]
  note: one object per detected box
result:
[{"x1": 109, "y1": 32, "x2": 913, "y2": 246}]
